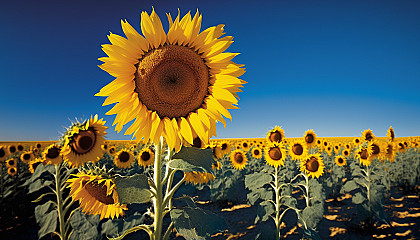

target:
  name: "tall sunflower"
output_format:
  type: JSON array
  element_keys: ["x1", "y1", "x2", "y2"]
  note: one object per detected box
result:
[
  {"x1": 42, "y1": 144, "x2": 63, "y2": 165},
  {"x1": 300, "y1": 154, "x2": 325, "y2": 178},
  {"x1": 387, "y1": 126, "x2": 395, "y2": 142},
  {"x1": 114, "y1": 149, "x2": 134, "y2": 169},
  {"x1": 230, "y1": 149, "x2": 247, "y2": 170},
  {"x1": 96, "y1": 9, "x2": 245, "y2": 152},
  {"x1": 61, "y1": 115, "x2": 107, "y2": 168},
  {"x1": 266, "y1": 126, "x2": 285, "y2": 144},
  {"x1": 356, "y1": 144, "x2": 373, "y2": 166},
  {"x1": 264, "y1": 142, "x2": 287, "y2": 168},
  {"x1": 138, "y1": 148, "x2": 155, "y2": 167},
  {"x1": 303, "y1": 129, "x2": 317, "y2": 148},
  {"x1": 384, "y1": 142, "x2": 396, "y2": 162},
  {"x1": 0, "y1": 145, "x2": 9, "y2": 162},
  {"x1": 67, "y1": 172, "x2": 127, "y2": 219},
  {"x1": 288, "y1": 139, "x2": 307, "y2": 161}
]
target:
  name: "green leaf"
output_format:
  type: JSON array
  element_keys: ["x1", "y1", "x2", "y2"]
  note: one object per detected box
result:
[
  {"x1": 28, "y1": 179, "x2": 54, "y2": 194},
  {"x1": 340, "y1": 180, "x2": 359, "y2": 194},
  {"x1": 170, "y1": 207, "x2": 227, "y2": 240},
  {"x1": 303, "y1": 228, "x2": 322, "y2": 240},
  {"x1": 255, "y1": 201, "x2": 275, "y2": 224},
  {"x1": 352, "y1": 192, "x2": 366, "y2": 205},
  {"x1": 35, "y1": 201, "x2": 58, "y2": 239},
  {"x1": 244, "y1": 172, "x2": 272, "y2": 191},
  {"x1": 114, "y1": 174, "x2": 151, "y2": 204},
  {"x1": 169, "y1": 146, "x2": 215, "y2": 174},
  {"x1": 300, "y1": 203, "x2": 324, "y2": 229},
  {"x1": 69, "y1": 208, "x2": 100, "y2": 240}
]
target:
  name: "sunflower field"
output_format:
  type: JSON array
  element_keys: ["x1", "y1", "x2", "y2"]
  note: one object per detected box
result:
[{"x1": 1, "y1": 7, "x2": 420, "y2": 240}]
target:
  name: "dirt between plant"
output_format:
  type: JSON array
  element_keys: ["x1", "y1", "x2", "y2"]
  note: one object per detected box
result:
[{"x1": 171, "y1": 186, "x2": 420, "y2": 240}]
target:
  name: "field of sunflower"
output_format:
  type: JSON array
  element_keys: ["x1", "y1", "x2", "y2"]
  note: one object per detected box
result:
[{"x1": 1, "y1": 7, "x2": 419, "y2": 240}]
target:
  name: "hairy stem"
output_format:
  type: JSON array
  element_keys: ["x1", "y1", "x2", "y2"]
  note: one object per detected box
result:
[
  {"x1": 54, "y1": 164, "x2": 66, "y2": 240},
  {"x1": 152, "y1": 137, "x2": 164, "y2": 240}
]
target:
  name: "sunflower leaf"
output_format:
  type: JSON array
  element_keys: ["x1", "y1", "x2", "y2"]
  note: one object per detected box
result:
[
  {"x1": 169, "y1": 146, "x2": 215, "y2": 174},
  {"x1": 114, "y1": 174, "x2": 151, "y2": 204},
  {"x1": 35, "y1": 201, "x2": 58, "y2": 239},
  {"x1": 170, "y1": 206, "x2": 227, "y2": 240}
]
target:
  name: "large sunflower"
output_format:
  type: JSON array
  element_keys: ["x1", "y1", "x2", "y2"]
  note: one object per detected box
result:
[
  {"x1": 42, "y1": 144, "x2": 63, "y2": 165},
  {"x1": 300, "y1": 154, "x2": 325, "y2": 178},
  {"x1": 114, "y1": 149, "x2": 134, "y2": 169},
  {"x1": 61, "y1": 115, "x2": 107, "y2": 168},
  {"x1": 288, "y1": 139, "x2": 307, "y2": 161},
  {"x1": 96, "y1": 9, "x2": 245, "y2": 152},
  {"x1": 0, "y1": 145, "x2": 9, "y2": 162},
  {"x1": 266, "y1": 126, "x2": 285, "y2": 144},
  {"x1": 264, "y1": 142, "x2": 287, "y2": 168},
  {"x1": 230, "y1": 149, "x2": 247, "y2": 170},
  {"x1": 387, "y1": 126, "x2": 395, "y2": 142},
  {"x1": 138, "y1": 148, "x2": 155, "y2": 167},
  {"x1": 67, "y1": 172, "x2": 127, "y2": 220},
  {"x1": 303, "y1": 129, "x2": 317, "y2": 148}
]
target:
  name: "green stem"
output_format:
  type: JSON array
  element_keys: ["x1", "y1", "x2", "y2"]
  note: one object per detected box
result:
[
  {"x1": 55, "y1": 163, "x2": 66, "y2": 240},
  {"x1": 1, "y1": 163, "x2": 4, "y2": 201},
  {"x1": 304, "y1": 172, "x2": 310, "y2": 208},
  {"x1": 152, "y1": 137, "x2": 164, "y2": 240},
  {"x1": 274, "y1": 166, "x2": 281, "y2": 240}
]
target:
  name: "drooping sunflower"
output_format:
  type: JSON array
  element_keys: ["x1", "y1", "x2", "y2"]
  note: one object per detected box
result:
[
  {"x1": 396, "y1": 141, "x2": 406, "y2": 153},
  {"x1": 96, "y1": 9, "x2": 245, "y2": 152},
  {"x1": 266, "y1": 126, "x2": 285, "y2": 144},
  {"x1": 61, "y1": 115, "x2": 108, "y2": 168},
  {"x1": 29, "y1": 158, "x2": 45, "y2": 174},
  {"x1": 356, "y1": 144, "x2": 373, "y2": 166},
  {"x1": 251, "y1": 147, "x2": 263, "y2": 159},
  {"x1": 8, "y1": 145, "x2": 17, "y2": 154},
  {"x1": 230, "y1": 149, "x2": 247, "y2": 170},
  {"x1": 369, "y1": 141, "x2": 383, "y2": 160},
  {"x1": 384, "y1": 142, "x2": 396, "y2": 162},
  {"x1": 342, "y1": 149, "x2": 350, "y2": 157},
  {"x1": 192, "y1": 137, "x2": 206, "y2": 149},
  {"x1": 114, "y1": 149, "x2": 134, "y2": 169},
  {"x1": 20, "y1": 151, "x2": 34, "y2": 164},
  {"x1": 138, "y1": 148, "x2": 155, "y2": 167},
  {"x1": 67, "y1": 172, "x2": 128, "y2": 220},
  {"x1": 42, "y1": 144, "x2": 63, "y2": 165},
  {"x1": 300, "y1": 154, "x2": 325, "y2": 178},
  {"x1": 361, "y1": 129, "x2": 375, "y2": 142},
  {"x1": 387, "y1": 126, "x2": 395, "y2": 142},
  {"x1": 264, "y1": 142, "x2": 287, "y2": 168},
  {"x1": 6, "y1": 158, "x2": 17, "y2": 168},
  {"x1": 288, "y1": 139, "x2": 308, "y2": 161},
  {"x1": 0, "y1": 145, "x2": 9, "y2": 162},
  {"x1": 240, "y1": 140, "x2": 251, "y2": 152},
  {"x1": 184, "y1": 171, "x2": 215, "y2": 185},
  {"x1": 335, "y1": 155, "x2": 346, "y2": 166},
  {"x1": 303, "y1": 129, "x2": 317, "y2": 148},
  {"x1": 7, "y1": 167, "x2": 17, "y2": 177}
]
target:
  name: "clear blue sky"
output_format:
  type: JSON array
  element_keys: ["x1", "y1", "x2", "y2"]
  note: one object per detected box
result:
[{"x1": 1, "y1": 0, "x2": 419, "y2": 141}]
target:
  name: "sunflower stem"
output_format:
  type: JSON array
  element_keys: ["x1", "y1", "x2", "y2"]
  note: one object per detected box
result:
[
  {"x1": 1, "y1": 163, "x2": 4, "y2": 201},
  {"x1": 274, "y1": 166, "x2": 281, "y2": 240},
  {"x1": 152, "y1": 137, "x2": 164, "y2": 240},
  {"x1": 54, "y1": 163, "x2": 67, "y2": 240}
]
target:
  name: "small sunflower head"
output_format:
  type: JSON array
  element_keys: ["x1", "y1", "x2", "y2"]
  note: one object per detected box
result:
[
  {"x1": 264, "y1": 142, "x2": 287, "y2": 168},
  {"x1": 303, "y1": 129, "x2": 317, "y2": 148},
  {"x1": 230, "y1": 149, "x2": 247, "y2": 170},
  {"x1": 251, "y1": 147, "x2": 263, "y2": 159},
  {"x1": 387, "y1": 126, "x2": 395, "y2": 142},
  {"x1": 289, "y1": 140, "x2": 307, "y2": 161},
  {"x1": 20, "y1": 151, "x2": 34, "y2": 164},
  {"x1": 0, "y1": 145, "x2": 9, "y2": 162},
  {"x1": 335, "y1": 155, "x2": 346, "y2": 166},
  {"x1": 114, "y1": 149, "x2": 134, "y2": 169},
  {"x1": 138, "y1": 148, "x2": 155, "y2": 167},
  {"x1": 7, "y1": 167, "x2": 17, "y2": 176}
]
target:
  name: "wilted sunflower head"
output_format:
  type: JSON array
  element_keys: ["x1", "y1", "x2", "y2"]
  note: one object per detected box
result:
[
  {"x1": 384, "y1": 142, "x2": 396, "y2": 162},
  {"x1": 61, "y1": 115, "x2": 108, "y2": 168},
  {"x1": 96, "y1": 8, "x2": 245, "y2": 152},
  {"x1": 303, "y1": 129, "x2": 317, "y2": 148},
  {"x1": 289, "y1": 139, "x2": 307, "y2": 161},
  {"x1": 369, "y1": 141, "x2": 382, "y2": 159},
  {"x1": 138, "y1": 148, "x2": 155, "y2": 167},
  {"x1": 361, "y1": 129, "x2": 375, "y2": 142},
  {"x1": 43, "y1": 144, "x2": 63, "y2": 165},
  {"x1": 300, "y1": 154, "x2": 324, "y2": 178},
  {"x1": 266, "y1": 126, "x2": 285, "y2": 144},
  {"x1": 387, "y1": 126, "x2": 395, "y2": 142},
  {"x1": 0, "y1": 145, "x2": 9, "y2": 162},
  {"x1": 335, "y1": 156, "x2": 346, "y2": 166},
  {"x1": 230, "y1": 149, "x2": 247, "y2": 170},
  {"x1": 114, "y1": 149, "x2": 134, "y2": 169},
  {"x1": 264, "y1": 142, "x2": 287, "y2": 168}
]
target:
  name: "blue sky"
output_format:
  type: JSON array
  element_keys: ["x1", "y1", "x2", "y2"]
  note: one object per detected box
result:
[{"x1": 1, "y1": 0, "x2": 419, "y2": 141}]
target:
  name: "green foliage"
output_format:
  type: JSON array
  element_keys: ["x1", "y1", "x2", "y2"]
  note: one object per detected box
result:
[
  {"x1": 35, "y1": 200, "x2": 58, "y2": 239},
  {"x1": 386, "y1": 148, "x2": 420, "y2": 188},
  {"x1": 114, "y1": 174, "x2": 151, "y2": 204},
  {"x1": 69, "y1": 208, "x2": 101, "y2": 240},
  {"x1": 170, "y1": 146, "x2": 215, "y2": 174}
]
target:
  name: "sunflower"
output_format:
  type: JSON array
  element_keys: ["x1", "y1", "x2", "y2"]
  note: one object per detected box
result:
[
  {"x1": 266, "y1": 126, "x2": 285, "y2": 144},
  {"x1": 344, "y1": 143, "x2": 351, "y2": 150},
  {"x1": 264, "y1": 142, "x2": 287, "y2": 168},
  {"x1": 322, "y1": 140, "x2": 330, "y2": 150},
  {"x1": 230, "y1": 149, "x2": 247, "y2": 170},
  {"x1": 184, "y1": 171, "x2": 215, "y2": 185},
  {"x1": 325, "y1": 145, "x2": 333, "y2": 156},
  {"x1": 335, "y1": 156, "x2": 346, "y2": 166},
  {"x1": 17, "y1": 144, "x2": 24, "y2": 152},
  {"x1": 219, "y1": 141, "x2": 231, "y2": 156},
  {"x1": 342, "y1": 149, "x2": 350, "y2": 157},
  {"x1": 192, "y1": 137, "x2": 206, "y2": 149},
  {"x1": 251, "y1": 147, "x2": 263, "y2": 159},
  {"x1": 138, "y1": 148, "x2": 155, "y2": 167},
  {"x1": 369, "y1": 141, "x2": 383, "y2": 160},
  {"x1": 333, "y1": 145, "x2": 340, "y2": 154},
  {"x1": 353, "y1": 137, "x2": 361, "y2": 145},
  {"x1": 356, "y1": 144, "x2": 373, "y2": 166},
  {"x1": 6, "y1": 158, "x2": 17, "y2": 168},
  {"x1": 303, "y1": 129, "x2": 317, "y2": 148},
  {"x1": 35, "y1": 143, "x2": 42, "y2": 149},
  {"x1": 384, "y1": 142, "x2": 396, "y2": 162},
  {"x1": 114, "y1": 149, "x2": 134, "y2": 169},
  {"x1": 240, "y1": 140, "x2": 251, "y2": 152},
  {"x1": 67, "y1": 172, "x2": 127, "y2": 219},
  {"x1": 396, "y1": 141, "x2": 406, "y2": 153},
  {"x1": 212, "y1": 144, "x2": 224, "y2": 159},
  {"x1": 300, "y1": 154, "x2": 325, "y2": 178},
  {"x1": 361, "y1": 129, "x2": 375, "y2": 142},
  {"x1": 42, "y1": 144, "x2": 63, "y2": 165},
  {"x1": 108, "y1": 146, "x2": 116, "y2": 155},
  {"x1": 212, "y1": 161, "x2": 222, "y2": 170},
  {"x1": 62, "y1": 115, "x2": 108, "y2": 168},
  {"x1": 96, "y1": 9, "x2": 245, "y2": 152},
  {"x1": 288, "y1": 139, "x2": 307, "y2": 161},
  {"x1": 29, "y1": 158, "x2": 44, "y2": 174},
  {"x1": 387, "y1": 126, "x2": 395, "y2": 142},
  {"x1": 101, "y1": 144, "x2": 108, "y2": 151},
  {"x1": 20, "y1": 151, "x2": 34, "y2": 164},
  {"x1": 8, "y1": 145, "x2": 17, "y2": 154},
  {"x1": 0, "y1": 145, "x2": 9, "y2": 162},
  {"x1": 7, "y1": 167, "x2": 17, "y2": 177}
]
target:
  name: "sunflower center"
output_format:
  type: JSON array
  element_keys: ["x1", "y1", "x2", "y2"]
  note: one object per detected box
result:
[
  {"x1": 243, "y1": 142, "x2": 248, "y2": 148},
  {"x1": 141, "y1": 151, "x2": 151, "y2": 162},
  {"x1": 109, "y1": 147, "x2": 115, "y2": 154},
  {"x1": 305, "y1": 134, "x2": 314, "y2": 144},
  {"x1": 17, "y1": 145, "x2": 24, "y2": 151},
  {"x1": 269, "y1": 131, "x2": 282, "y2": 142},
  {"x1": 10, "y1": 168, "x2": 16, "y2": 173},
  {"x1": 47, "y1": 147, "x2": 60, "y2": 159},
  {"x1": 390, "y1": 130, "x2": 395, "y2": 139},
  {"x1": 135, "y1": 45, "x2": 209, "y2": 118},
  {"x1": 36, "y1": 144, "x2": 41, "y2": 149},
  {"x1": 193, "y1": 137, "x2": 202, "y2": 148},
  {"x1": 234, "y1": 153, "x2": 244, "y2": 163},
  {"x1": 254, "y1": 149, "x2": 260, "y2": 155},
  {"x1": 292, "y1": 144, "x2": 303, "y2": 155},
  {"x1": 365, "y1": 133, "x2": 373, "y2": 141},
  {"x1": 306, "y1": 157, "x2": 319, "y2": 172},
  {"x1": 119, "y1": 152, "x2": 130, "y2": 162},
  {"x1": 8, "y1": 160, "x2": 15, "y2": 166},
  {"x1": 360, "y1": 149, "x2": 368, "y2": 160},
  {"x1": 72, "y1": 129, "x2": 96, "y2": 154},
  {"x1": 268, "y1": 148, "x2": 282, "y2": 161},
  {"x1": 371, "y1": 144, "x2": 380, "y2": 155},
  {"x1": 386, "y1": 146, "x2": 393, "y2": 154},
  {"x1": 9, "y1": 146, "x2": 16, "y2": 153},
  {"x1": 338, "y1": 157, "x2": 344, "y2": 164},
  {"x1": 0, "y1": 149, "x2": 5, "y2": 158},
  {"x1": 23, "y1": 153, "x2": 31, "y2": 160},
  {"x1": 344, "y1": 150, "x2": 349, "y2": 156},
  {"x1": 221, "y1": 143, "x2": 228, "y2": 150},
  {"x1": 83, "y1": 180, "x2": 115, "y2": 205}
]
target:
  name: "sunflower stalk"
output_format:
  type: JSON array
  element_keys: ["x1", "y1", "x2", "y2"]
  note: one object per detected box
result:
[
  {"x1": 54, "y1": 163, "x2": 66, "y2": 240},
  {"x1": 152, "y1": 137, "x2": 165, "y2": 240}
]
